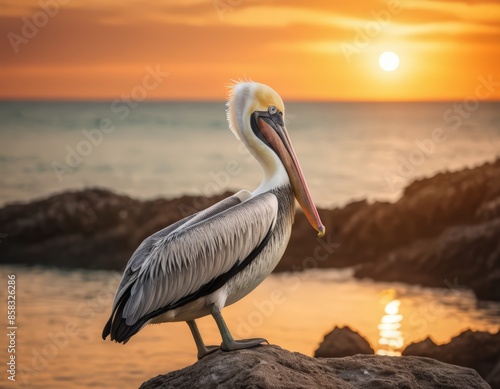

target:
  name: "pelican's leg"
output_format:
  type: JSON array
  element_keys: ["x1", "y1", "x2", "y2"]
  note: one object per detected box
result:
[
  {"x1": 209, "y1": 304, "x2": 268, "y2": 351},
  {"x1": 186, "y1": 320, "x2": 219, "y2": 360}
]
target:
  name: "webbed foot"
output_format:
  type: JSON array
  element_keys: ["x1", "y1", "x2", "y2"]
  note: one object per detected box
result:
[
  {"x1": 197, "y1": 345, "x2": 219, "y2": 359},
  {"x1": 221, "y1": 338, "x2": 268, "y2": 351}
]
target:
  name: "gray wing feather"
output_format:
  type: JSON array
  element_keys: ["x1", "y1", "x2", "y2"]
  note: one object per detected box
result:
[
  {"x1": 111, "y1": 194, "x2": 243, "y2": 305},
  {"x1": 113, "y1": 192, "x2": 278, "y2": 326}
]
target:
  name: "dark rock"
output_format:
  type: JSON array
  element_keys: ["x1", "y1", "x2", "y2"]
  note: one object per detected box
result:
[
  {"x1": 471, "y1": 268, "x2": 500, "y2": 302},
  {"x1": 345, "y1": 157, "x2": 500, "y2": 258},
  {"x1": 276, "y1": 199, "x2": 368, "y2": 271},
  {"x1": 487, "y1": 359, "x2": 500, "y2": 389},
  {"x1": 139, "y1": 345, "x2": 490, "y2": 389},
  {"x1": 354, "y1": 218, "x2": 500, "y2": 300},
  {"x1": 0, "y1": 188, "x2": 231, "y2": 270},
  {"x1": 314, "y1": 326, "x2": 374, "y2": 358},
  {"x1": 403, "y1": 330, "x2": 500, "y2": 388}
]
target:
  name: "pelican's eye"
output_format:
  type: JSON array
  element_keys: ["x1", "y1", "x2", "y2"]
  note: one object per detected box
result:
[{"x1": 268, "y1": 106, "x2": 278, "y2": 115}]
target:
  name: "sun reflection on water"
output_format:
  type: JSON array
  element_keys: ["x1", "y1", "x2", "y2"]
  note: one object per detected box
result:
[{"x1": 377, "y1": 290, "x2": 404, "y2": 356}]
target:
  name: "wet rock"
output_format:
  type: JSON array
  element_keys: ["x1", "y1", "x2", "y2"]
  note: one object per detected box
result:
[
  {"x1": 139, "y1": 345, "x2": 490, "y2": 389},
  {"x1": 403, "y1": 330, "x2": 500, "y2": 389},
  {"x1": 314, "y1": 326, "x2": 374, "y2": 358}
]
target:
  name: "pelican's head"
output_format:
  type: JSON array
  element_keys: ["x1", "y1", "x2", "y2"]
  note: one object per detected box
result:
[{"x1": 227, "y1": 81, "x2": 325, "y2": 237}]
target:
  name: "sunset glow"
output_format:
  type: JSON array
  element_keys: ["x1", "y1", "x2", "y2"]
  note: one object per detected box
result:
[
  {"x1": 379, "y1": 52, "x2": 400, "y2": 72},
  {"x1": 0, "y1": 0, "x2": 499, "y2": 101}
]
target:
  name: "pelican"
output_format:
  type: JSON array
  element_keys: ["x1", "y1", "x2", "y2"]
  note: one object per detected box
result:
[{"x1": 102, "y1": 81, "x2": 325, "y2": 359}]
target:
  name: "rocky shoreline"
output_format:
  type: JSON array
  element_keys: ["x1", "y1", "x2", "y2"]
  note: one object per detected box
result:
[
  {"x1": 315, "y1": 326, "x2": 500, "y2": 388},
  {"x1": 287, "y1": 158, "x2": 500, "y2": 301},
  {"x1": 1, "y1": 158, "x2": 499, "y2": 300}
]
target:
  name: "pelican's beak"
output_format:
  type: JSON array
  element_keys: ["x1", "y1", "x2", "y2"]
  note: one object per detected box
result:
[{"x1": 252, "y1": 111, "x2": 326, "y2": 237}]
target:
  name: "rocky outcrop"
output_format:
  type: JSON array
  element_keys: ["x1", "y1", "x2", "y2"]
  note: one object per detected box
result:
[
  {"x1": 1, "y1": 159, "x2": 499, "y2": 300},
  {"x1": 0, "y1": 188, "x2": 230, "y2": 269},
  {"x1": 348, "y1": 160, "x2": 500, "y2": 301},
  {"x1": 354, "y1": 218, "x2": 500, "y2": 299},
  {"x1": 403, "y1": 330, "x2": 500, "y2": 389},
  {"x1": 276, "y1": 159, "x2": 500, "y2": 302},
  {"x1": 314, "y1": 326, "x2": 374, "y2": 358},
  {"x1": 139, "y1": 345, "x2": 489, "y2": 389}
]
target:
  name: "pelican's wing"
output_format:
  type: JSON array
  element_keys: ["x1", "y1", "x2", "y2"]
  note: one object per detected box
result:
[
  {"x1": 111, "y1": 193, "x2": 244, "y2": 306},
  {"x1": 103, "y1": 191, "x2": 278, "y2": 343}
]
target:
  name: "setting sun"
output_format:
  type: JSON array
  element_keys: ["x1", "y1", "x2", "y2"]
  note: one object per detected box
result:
[{"x1": 379, "y1": 52, "x2": 400, "y2": 72}]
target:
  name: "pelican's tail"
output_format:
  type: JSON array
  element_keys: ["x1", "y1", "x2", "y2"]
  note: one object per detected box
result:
[{"x1": 102, "y1": 289, "x2": 145, "y2": 344}]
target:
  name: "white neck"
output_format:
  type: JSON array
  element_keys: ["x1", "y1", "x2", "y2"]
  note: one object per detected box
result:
[{"x1": 251, "y1": 149, "x2": 290, "y2": 197}]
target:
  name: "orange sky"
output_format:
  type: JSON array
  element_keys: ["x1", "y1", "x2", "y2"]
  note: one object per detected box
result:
[{"x1": 1, "y1": 0, "x2": 499, "y2": 101}]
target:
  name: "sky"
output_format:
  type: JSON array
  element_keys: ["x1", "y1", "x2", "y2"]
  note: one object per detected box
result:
[{"x1": 0, "y1": 0, "x2": 499, "y2": 101}]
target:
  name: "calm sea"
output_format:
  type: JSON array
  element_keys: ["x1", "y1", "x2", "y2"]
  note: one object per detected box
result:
[
  {"x1": 1, "y1": 101, "x2": 499, "y2": 207},
  {"x1": 0, "y1": 265, "x2": 499, "y2": 389}
]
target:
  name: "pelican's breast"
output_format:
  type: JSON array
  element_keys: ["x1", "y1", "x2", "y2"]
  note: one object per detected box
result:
[{"x1": 223, "y1": 184, "x2": 295, "y2": 307}]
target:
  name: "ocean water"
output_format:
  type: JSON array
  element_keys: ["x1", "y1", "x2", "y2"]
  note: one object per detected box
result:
[
  {"x1": 1, "y1": 100, "x2": 499, "y2": 207},
  {"x1": 0, "y1": 265, "x2": 499, "y2": 389}
]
